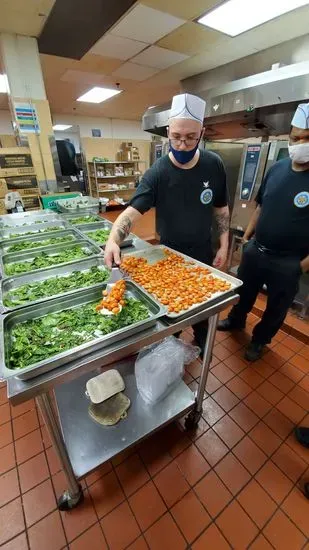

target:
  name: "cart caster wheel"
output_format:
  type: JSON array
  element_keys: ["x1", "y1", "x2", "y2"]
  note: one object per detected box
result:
[
  {"x1": 58, "y1": 486, "x2": 84, "y2": 511},
  {"x1": 184, "y1": 410, "x2": 202, "y2": 431}
]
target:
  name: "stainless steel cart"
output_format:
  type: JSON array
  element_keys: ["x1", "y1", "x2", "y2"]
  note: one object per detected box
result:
[{"x1": 4, "y1": 238, "x2": 239, "y2": 511}]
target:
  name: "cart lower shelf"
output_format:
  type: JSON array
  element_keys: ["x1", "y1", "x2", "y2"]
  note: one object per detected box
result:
[{"x1": 54, "y1": 359, "x2": 195, "y2": 479}]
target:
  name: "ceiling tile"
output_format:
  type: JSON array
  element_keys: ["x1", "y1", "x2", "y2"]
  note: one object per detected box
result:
[
  {"x1": 111, "y1": 4, "x2": 185, "y2": 44},
  {"x1": 140, "y1": 0, "x2": 221, "y2": 20},
  {"x1": 158, "y1": 22, "x2": 227, "y2": 56},
  {"x1": 60, "y1": 70, "x2": 105, "y2": 84},
  {"x1": 90, "y1": 34, "x2": 147, "y2": 61},
  {"x1": 112, "y1": 62, "x2": 160, "y2": 81},
  {"x1": 132, "y1": 45, "x2": 188, "y2": 69},
  {"x1": 79, "y1": 53, "x2": 123, "y2": 74}
]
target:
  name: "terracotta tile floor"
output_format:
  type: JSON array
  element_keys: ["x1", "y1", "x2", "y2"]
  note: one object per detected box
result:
[{"x1": 1, "y1": 318, "x2": 309, "y2": 550}]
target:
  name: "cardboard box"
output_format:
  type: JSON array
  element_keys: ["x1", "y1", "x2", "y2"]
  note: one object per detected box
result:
[
  {"x1": 0, "y1": 136, "x2": 18, "y2": 148},
  {"x1": 0, "y1": 179, "x2": 8, "y2": 198},
  {"x1": 5, "y1": 176, "x2": 38, "y2": 190},
  {"x1": 23, "y1": 196, "x2": 41, "y2": 210},
  {"x1": 0, "y1": 199, "x2": 7, "y2": 214},
  {"x1": 18, "y1": 188, "x2": 41, "y2": 196}
]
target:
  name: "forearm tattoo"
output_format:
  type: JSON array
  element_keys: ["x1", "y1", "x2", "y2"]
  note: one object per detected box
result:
[
  {"x1": 116, "y1": 215, "x2": 132, "y2": 242},
  {"x1": 215, "y1": 212, "x2": 230, "y2": 235}
]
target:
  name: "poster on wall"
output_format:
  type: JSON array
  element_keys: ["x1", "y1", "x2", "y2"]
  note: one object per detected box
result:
[
  {"x1": 14, "y1": 102, "x2": 40, "y2": 134},
  {"x1": 92, "y1": 128, "x2": 101, "y2": 137}
]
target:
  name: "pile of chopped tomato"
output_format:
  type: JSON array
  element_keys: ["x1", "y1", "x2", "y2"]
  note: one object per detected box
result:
[
  {"x1": 96, "y1": 280, "x2": 126, "y2": 314},
  {"x1": 121, "y1": 249, "x2": 231, "y2": 314}
]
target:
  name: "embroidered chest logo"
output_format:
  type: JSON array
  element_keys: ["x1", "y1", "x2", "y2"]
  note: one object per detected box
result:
[
  {"x1": 294, "y1": 191, "x2": 309, "y2": 208},
  {"x1": 200, "y1": 182, "x2": 213, "y2": 205}
]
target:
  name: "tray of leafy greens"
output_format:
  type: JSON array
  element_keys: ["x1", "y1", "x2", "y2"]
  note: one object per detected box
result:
[
  {"x1": 0, "y1": 221, "x2": 70, "y2": 240},
  {"x1": 0, "y1": 213, "x2": 61, "y2": 227},
  {"x1": 1, "y1": 241, "x2": 102, "y2": 277},
  {"x1": 61, "y1": 213, "x2": 103, "y2": 226},
  {"x1": 0, "y1": 229, "x2": 89, "y2": 256},
  {"x1": 1, "y1": 257, "x2": 111, "y2": 311},
  {"x1": 0, "y1": 281, "x2": 166, "y2": 380},
  {"x1": 79, "y1": 221, "x2": 134, "y2": 249}
]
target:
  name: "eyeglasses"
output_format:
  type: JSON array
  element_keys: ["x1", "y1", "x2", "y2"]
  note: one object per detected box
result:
[
  {"x1": 169, "y1": 131, "x2": 203, "y2": 147},
  {"x1": 169, "y1": 137, "x2": 200, "y2": 147}
]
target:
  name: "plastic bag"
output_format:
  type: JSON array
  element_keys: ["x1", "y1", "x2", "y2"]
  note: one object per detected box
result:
[{"x1": 135, "y1": 336, "x2": 200, "y2": 404}]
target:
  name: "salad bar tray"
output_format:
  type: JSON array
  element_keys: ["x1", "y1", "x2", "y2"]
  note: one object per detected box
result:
[
  {"x1": 0, "y1": 228, "x2": 92, "y2": 256},
  {"x1": 79, "y1": 221, "x2": 134, "y2": 249},
  {"x1": 0, "y1": 213, "x2": 61, "y2": 227},
  {"x1": 0, "y1": 281, "x2": 166, "y2": 380},
  {"x1": 0, "y1": 220, "x2": 70, "y2": 240},
  {"x1": 60, "y1": 213, "x2": 103, "y2": 226},
  {"x1": 0, "y1": 257, "x2": 111, "y2": 312},
  {"x1": 0, "y1": 240, "x2": 102, "y2": 278}
]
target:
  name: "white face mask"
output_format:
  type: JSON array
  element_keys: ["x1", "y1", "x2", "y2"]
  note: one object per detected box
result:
[{"x1": 288, "y1": 142, "x2": 309, "y2": 164}]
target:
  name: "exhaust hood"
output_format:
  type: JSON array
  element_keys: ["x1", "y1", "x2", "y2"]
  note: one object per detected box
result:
[{"x1": 142, "y1": 61, "x2": 309, "y2": 139}]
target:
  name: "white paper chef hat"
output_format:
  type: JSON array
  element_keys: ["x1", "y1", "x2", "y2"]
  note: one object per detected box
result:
[
  {"x1": 291, "y1": 103, "x2": 309, "y2": 129},
  {"x1": 169, "y1": 93, "x2": 206, "y2": 125}
]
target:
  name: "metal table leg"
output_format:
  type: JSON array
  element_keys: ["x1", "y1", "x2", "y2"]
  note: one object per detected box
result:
[
  {"x1": 185, "y1": 313, "x2": 219, "y2": 429},
  {"x1": 36, "y1": 393, "x2": 84, "y2": 510}
]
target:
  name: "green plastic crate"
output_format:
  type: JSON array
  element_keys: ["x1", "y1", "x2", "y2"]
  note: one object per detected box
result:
[{"x1": 40, "y1": 193, "x2": 81, "y2": 211}]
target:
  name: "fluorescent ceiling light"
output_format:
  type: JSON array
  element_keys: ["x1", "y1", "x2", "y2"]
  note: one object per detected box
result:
[
  {"x1": 0, "y1": 74, "x2": 8, "y2": 93},
  {"x1": 198, "y1": 0, "x2": 309, "y2": 36},
  {"x1": 77, "y1": 87, "x2": 122, "y2": 103},
  {"x1": 53, "y1": 124, "x2": 72, "y2": 131}
]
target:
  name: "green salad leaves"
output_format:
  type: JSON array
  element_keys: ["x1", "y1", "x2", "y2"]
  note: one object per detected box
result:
[
  {"x1": 9, "y1": 227, "x2": 63, "y2": 238},
  {"x1": 5, "y1": 245, "x2": 92, "y2": 276},
  {"x1": 4, "y1": 266, "x2": 110, "y2": 306},
  {"x1": 85, "y1": 229, "x2": 110, "y2": 244},
  {"x1": 9, "y1": 298, "x2": 149, "y2": 370},
  {"x1": 70, "y1": 215, "x2": 100, "y2": 225},
  {"x1": 6, "y1": 235, "x2": 74, "y2": 253}
]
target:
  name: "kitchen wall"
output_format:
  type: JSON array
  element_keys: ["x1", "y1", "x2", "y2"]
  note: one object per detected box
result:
[{"x1": 0, "y1": 111, "x2": 152, "y2": 142}]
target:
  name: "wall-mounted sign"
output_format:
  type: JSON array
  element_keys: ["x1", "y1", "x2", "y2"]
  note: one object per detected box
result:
[
  {"x1": 14, "y1": 103, "x2": 40, "y2": 134},
  {"x1": 92, "y1": 128, "x2": 101, "y2": 137}
]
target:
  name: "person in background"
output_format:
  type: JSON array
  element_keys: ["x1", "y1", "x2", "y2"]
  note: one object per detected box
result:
[
  {"x1": 105, "y1": 93, "x2": 230, "y2": 351},
  {"x1": 219, "y1": 103, "x2": 309, "y2": 361}
]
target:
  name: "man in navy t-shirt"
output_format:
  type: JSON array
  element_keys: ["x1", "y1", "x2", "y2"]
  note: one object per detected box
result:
[
  {"x1": 219, "y1": 103, "x2": 309, "y2": 361},
  {"x1": 105, "y1": 93, "x2": 230, "y2": 351}
]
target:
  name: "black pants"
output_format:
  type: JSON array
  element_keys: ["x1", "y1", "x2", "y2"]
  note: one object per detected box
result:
[
  {"x1": 229, "y1": 240, "x2": 301, "y2": 345},
  {"x1": 161, "y1": 240, "x2": 213, "y2": 346}
]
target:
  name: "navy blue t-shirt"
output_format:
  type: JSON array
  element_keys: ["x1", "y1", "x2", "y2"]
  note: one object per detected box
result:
[
  {"x1": 129, "y1": 151, "x2": 228, "y2": 247},
  {"x1": 255, "y1": 158, "x2": 309, "y2": 257}
]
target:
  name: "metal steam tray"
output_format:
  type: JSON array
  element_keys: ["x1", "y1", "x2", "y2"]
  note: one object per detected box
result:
[
  {"x1": 0, "y1": 220, "x2": 70, "y2": 240},
  {"x1": 0, "y1": 209, "x2": 55, "y2": 224},
  {"x1": 0, "y1": 213, "x2": 61, "y2": 227},
  {"x1": 124, "y1": 245, "x2": 243, "y2": 319},
  {"x1": 60, "y1": 213, "x2": 103, "y2": 227},
  {"x1": 0, "y1": 281, "x2": 166, "y2": 380},
  {"x1": 79, "y1": 221, "x2": 134, "y2": 249},
  {"x1": 0, "y1": 228, "x2": 92, "y2": 257},
  {"x1": 0, "y1": 256, "x2": 111, "y2": 313},
  {"x1": 0, "y1": 240, "x2": 102, "y2": 278}
]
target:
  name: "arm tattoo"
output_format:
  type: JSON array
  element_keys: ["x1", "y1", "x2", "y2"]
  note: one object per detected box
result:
[
  {"x1": 116, "y1": 215, "x2": 132, "y2": 242},
  {"x1": 214, "y1": 212, "x2": 230, "y2": 236}
]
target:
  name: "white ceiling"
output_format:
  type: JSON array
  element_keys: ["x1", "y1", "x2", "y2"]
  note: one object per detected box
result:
[
  {"x1": 110, "y1": 4, "x2": 185, "y2": 44},
  {"x1": 1, "y1": 1, "x2": 309, "y2": 121}
]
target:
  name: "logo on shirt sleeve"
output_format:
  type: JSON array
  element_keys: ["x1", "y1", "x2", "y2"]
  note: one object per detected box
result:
[{"x1": 294, "y1": 191, "x2": 309, "y2": 208}]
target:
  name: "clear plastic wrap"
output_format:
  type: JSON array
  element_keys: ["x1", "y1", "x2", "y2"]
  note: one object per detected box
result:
[{"x1": 135, "y1": 336, "x2": 200, "y2": 404}]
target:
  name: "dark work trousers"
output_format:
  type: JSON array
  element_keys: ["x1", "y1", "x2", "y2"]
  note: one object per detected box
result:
[
  {"x1": 229, "y1": 240, "x2": 302, "y2": 345},
  {"x1": 160, "y1": 240, "x2": 213, "y2": 346}
]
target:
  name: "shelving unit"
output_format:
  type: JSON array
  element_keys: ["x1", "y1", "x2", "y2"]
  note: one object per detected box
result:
[{"x1": 87, "y1": 160, "x2": 145, "y2": 207}]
